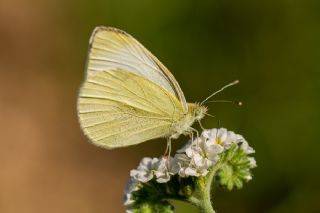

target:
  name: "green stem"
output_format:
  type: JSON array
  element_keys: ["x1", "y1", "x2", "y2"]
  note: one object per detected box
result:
[
  {"x1": 186, "y1": 196, "x2": 201, "y2": 207},
  {"x1": 197, "y1": 174, "x2": 215, "y2": 213},
  {"x1": 195, "y1": 162, "x2": 225, "y2": 213}
]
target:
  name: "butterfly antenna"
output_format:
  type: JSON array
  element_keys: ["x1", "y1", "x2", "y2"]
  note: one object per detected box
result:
[
  {"x1": 205, "y1": 112, "x2": 215, "y2": 118},
  {"x1": 200, "y1": 80, "x2": 240, "y2": 105},
  {"x1": 206, "y1": 100, "x2": 243, "y2": 106}
]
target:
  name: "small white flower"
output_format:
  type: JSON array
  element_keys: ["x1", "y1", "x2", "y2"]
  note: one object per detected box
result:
[
  {"x1": 202, "y1": 128, "x2": 238, "y2": 149},
  {"x1": 202, "y1": 141, "x2": 224, "y2": 163},
  {"x1": 203, "y1": 128, "x2": 255, "y2": 154},
  {"x1": 240, "y1": 140, "x2": 255, "y2": 154},
  {"x1": 183, "y1": 168, "x2": 199, "y2": 176},
  {"x1": 123, "y1": 177, "x2": 140, "y2": 207},
  {"x1": 244, "y1": 175, "x2": 253, "y2": 181},
  {"x1": 175, "y1": 150, "x2": 211, "y2": 177},
  {"x1": 176, "y1": 139, "x2": 193, "y2": 154},
  {"x1": 198, "y1": 129, "x2": 226, "y2": 163},
  {"x1": 248, "y1": 157, "x2": 257, "y2": 168},
  {"x1": 173, "y1": 153, "x2": 192, "y2": 177},
  {"x1": 154, "y1": 156, "x2": 179, "y2": 183},
  {"x1": 187, "y1": 152, "x2": 211, "y2": 176},
  {"x1": 130, "y1": 157, "x2": 159, "y2": 182}
]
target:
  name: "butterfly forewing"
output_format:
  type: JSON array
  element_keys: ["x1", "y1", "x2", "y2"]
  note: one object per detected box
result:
[{"x1": 86, "y1": 26, "x2": 188, "y2": 113}]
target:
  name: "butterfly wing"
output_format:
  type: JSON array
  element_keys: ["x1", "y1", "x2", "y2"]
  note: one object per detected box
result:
[
  {"x1": 86, "y1": 26, "x2": 188, "y2": 113},
  {"x1": 77, "y1": 69, "x2": 184, "y2": 149}
]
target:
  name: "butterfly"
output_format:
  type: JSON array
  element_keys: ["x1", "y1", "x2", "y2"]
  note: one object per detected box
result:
[{"x1": 77, "y1": 26, "x2": 238, "y2": 152}]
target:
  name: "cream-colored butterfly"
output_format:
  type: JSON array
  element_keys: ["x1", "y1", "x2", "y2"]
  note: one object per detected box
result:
[{"x1": 77, "y1": 26, "x2": 238, "y2": 151}]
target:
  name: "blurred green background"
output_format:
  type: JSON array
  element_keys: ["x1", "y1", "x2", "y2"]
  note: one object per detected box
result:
[{"x1": 0, "y1": 0, "x2": 319, "y2": 212}]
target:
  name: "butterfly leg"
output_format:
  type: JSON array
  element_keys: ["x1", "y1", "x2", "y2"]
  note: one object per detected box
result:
[
  {"x1": 189, "y1": 127, "x2": 199, "y2": 139},
  {"x1": 188, "y1": 127, "x2": 200, "y2": 149},
  {"x1": 198, "y1": 120, "x2": 205, "y2": 130},
  {"x1": 164, "y1": 137, "x2": 172, "y2": 157}
]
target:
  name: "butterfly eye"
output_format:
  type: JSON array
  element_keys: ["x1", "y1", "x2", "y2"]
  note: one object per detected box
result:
[
  {"x1": 193, "y1": 106, "x2": 207, "y2": 121},
  {"x1": 193, "y1": 108, "x2": 201, "y2": 118}
]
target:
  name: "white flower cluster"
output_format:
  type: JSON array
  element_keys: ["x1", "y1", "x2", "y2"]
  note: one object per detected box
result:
[{"x1": 129, "y1": 128, "x2": 255, "y2": 184}]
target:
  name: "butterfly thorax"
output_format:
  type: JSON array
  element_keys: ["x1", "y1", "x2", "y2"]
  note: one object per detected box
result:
[{"x1": 170, "y1": 103, "x2": 207, "y2": 139}]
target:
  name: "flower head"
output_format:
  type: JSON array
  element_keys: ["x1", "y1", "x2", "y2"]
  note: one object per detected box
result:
[
  {"x1": 175, "y1": 128, "x2": 249, "y2": 177},
  {"x1": 124, "y1": 128, "x2": 256, "y2": 213}
]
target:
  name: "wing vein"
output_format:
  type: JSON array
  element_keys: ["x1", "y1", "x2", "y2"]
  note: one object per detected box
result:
[
  {"x1": 96, "y1": 123, "x2": 170, "y2": 141},
  {"x1": 96, "y1": 71, "x2": 171, "y2": 116}
]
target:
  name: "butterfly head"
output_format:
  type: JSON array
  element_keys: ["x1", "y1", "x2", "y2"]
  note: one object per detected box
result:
[{"x1": 189, "y1": 103, "x2": 207, "y2": 121}]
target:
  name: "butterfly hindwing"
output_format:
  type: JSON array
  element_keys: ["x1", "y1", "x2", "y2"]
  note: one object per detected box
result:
[{"x1": 78, "y1": 69, "x2": 184, "y2": 149}]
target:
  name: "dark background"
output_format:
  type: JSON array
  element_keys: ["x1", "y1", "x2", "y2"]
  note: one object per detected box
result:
[{"x1": 0, "y1": 0, "x2": 319, "y2": 212}]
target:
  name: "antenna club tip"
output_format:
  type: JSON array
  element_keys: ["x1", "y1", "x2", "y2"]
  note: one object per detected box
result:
[
  {"x1": 234, "y1": 80, "x2": 240, "y2": 84},
  {"x1": 237, "y1": 101, "x2": 243, "y2": 106}
]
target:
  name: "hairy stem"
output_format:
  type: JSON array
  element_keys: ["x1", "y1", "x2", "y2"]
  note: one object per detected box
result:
[{"x1": 195, "y1": 161, "x2": 225, "y2": 213}]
